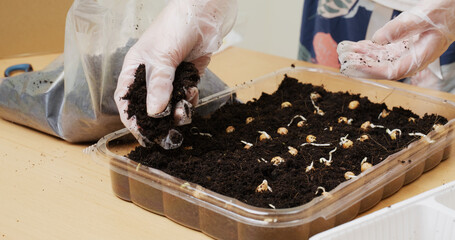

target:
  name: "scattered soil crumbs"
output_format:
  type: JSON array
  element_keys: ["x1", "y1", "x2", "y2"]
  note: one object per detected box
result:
[{"x1": 126, "y1": 74, "x2": 447, "y2": 209}]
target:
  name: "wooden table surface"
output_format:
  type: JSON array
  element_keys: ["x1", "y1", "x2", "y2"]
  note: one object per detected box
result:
[{"x1": 0, "y1": 47, "x2": 454, "y2": 239}]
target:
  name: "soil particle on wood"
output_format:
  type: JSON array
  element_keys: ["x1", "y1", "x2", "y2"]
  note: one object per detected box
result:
[{"x1": 126, "y1": 74, "x2": 447, "y2": 209}]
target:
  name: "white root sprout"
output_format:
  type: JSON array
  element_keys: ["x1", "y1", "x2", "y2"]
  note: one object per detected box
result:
[
  {"x1": 287, "y1": 115, "x2": 307, "y2": 127},
  {"x1": 315, "y1": 186, "x2": 329, "y2": 196},
  {"x1": 319, "y1": 147, "x2": 337, "y2": 166},
  {"x1": 305, "y1": 161, "x2": 315, "y2": 172},
  {"x1": 258, "y1": 131, "x2": 272, "y2": 141},
  {"x1": 311, "y1": 98, "x2": 325, "y2": 116},
  {"x1": 408, "y1": 132, "x2": 435, "y2": 143},
  {"x1": 300, "y1": 142, "x2": 331, "y2": 147},
  {"x1": 386, "y1": 128, "x2": 402, "y2": 140},
  {"x1": 190, "y1": 127, "x2": 213, "y2": 137},
  {"x1": 241, "y1": 140, "x2": 253, "y2": 149}
]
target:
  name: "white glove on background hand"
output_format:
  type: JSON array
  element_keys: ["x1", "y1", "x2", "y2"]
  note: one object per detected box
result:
[
  {"x1": 115, "y1": 0, "x2": 237, "y2": 146},
  {"x1": 337, "y1": 0, "x2": 455, "y2": 80}
]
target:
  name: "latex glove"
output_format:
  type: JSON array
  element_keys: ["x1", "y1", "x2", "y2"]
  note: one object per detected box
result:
[
  {"x1": 337, "y1": 0, "x2": 455, "y2": 80},
  {"x1": 115, "y1": 0, "x2": 237, "y2": 146}
]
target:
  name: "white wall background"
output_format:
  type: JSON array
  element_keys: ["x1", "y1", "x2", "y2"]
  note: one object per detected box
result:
[{"x1": 232, "y1": 0, "x2": 304, "y2": 60}]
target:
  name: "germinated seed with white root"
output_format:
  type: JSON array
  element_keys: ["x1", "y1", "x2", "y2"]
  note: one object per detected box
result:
[
  {"x1": 306, "y1": 135, "x2": 317, "y2": 143},
  {"x1": 358, "y1": 134, "x2": 369, "y2": 142},
  {"x1": 344, "y1": 171, "x2": 356, "y2": 180},
  {"x1": 287, "y1": 115, "x2": 307, "y2": 127},
  {"x1": 310, "y1": 92, "x2": 321, "y2": 101},
  {"x1": 271, "y1": 156, "x2": 285, "y2": 166},
  {"x1": 241, "y1": 140, "x2": 253, "y2": 149},
  {"x1": 361, "y1": 157, "x2": 372, "y2": 172},
  {"x1": 342, "y1": 139, "x2": 353, "y2": 149},
  {"x1": 281, "y1": 101, "x2": 292, "y2": 109},
  {"x1": 277, "y1": 127, "x2": 288, "y2": 135},
  {"x1": 315, "y1": 186, "x2": 329, "y2": 197},
  {"x1": 226, "y1": 126, "x2": 235, "y2": 133},
  {"x1": 305, "y1": 161, "x2": 315, "y2": 172},
  {"x1": 360, "y1": 121, "x2": 384, "y2": 131},
  {"x1": 258, "y1": 131, "x2": 272, "y2": 141},
  {"x1": 256, "y1": 180, "x2": 273, "y2": 193},
  {"x1": 386, "y1": 129, "x2": 402, "y2": 140},
  {"x1": 338, "y1": 117, "x2": 353, "y2": 125},
  {"x1": 378, "y1": 109, "x2": 390, "y2": 119}
]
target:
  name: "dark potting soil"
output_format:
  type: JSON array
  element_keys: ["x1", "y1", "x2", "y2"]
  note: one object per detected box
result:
[
  {"x1": 126, "y1": 69, "x2": 447, "y2": 209},
  {"x1": 122, "y1": 62, "x2": 200, "y2": 143}
]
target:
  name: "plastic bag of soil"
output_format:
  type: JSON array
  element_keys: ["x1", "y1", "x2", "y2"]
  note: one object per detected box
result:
[{"x1": 0, "y1": 0, "x2": 230, "y2": 143}]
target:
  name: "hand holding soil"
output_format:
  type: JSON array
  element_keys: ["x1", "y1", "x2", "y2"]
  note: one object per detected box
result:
[{"x1": 121, "y1": 62, "x2": 200, "y2": 149}]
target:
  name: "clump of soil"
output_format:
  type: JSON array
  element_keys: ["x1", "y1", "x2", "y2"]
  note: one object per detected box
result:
[
  {"x1": 122, "y1": 62, "x2": 200, "y2": 145},
  {"x1": 126, "y1": 75, "x2": 447, "y2": 209}
]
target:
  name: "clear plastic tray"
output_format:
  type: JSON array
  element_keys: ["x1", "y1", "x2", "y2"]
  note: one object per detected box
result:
[
  {"x1": 87, "y1": 66, "x2": 455, "y2": 240},
  {"x1": 310, "y1": 180, "x2": 455, "y2": 240}
]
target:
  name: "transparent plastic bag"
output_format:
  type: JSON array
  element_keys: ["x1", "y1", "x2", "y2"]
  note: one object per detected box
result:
[{"x1": 0, "y1": 0, "x2": 230, "y2": 142}]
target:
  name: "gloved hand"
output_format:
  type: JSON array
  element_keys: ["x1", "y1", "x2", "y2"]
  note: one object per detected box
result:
[
  {"x1": 337, "y1": 0, "x2": 455, "y2": 80},
  {"x1": 115, "y1": 0, "x2": 237, "y2": 146}
]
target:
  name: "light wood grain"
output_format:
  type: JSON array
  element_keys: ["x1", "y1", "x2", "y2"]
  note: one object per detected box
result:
[{"x1": 0, "y1": 47, "x2": 454, "y2": 239}]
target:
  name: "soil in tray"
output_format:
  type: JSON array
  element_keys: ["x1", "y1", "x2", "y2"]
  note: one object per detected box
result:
[{"x1": 124, "y1": 66, "x2": 447, "y2": 209}]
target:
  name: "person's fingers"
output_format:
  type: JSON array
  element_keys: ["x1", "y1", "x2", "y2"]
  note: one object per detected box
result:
[
  {"x1": 144, "y1": 63, "x2": 176, "y2": 117},
  {"x1": 339, "y1": 30, "x2": 447, "y2": 80},
  {"x1": 185, "y1": 86, "x2": 199, "y2": 107},
  {"x1": 372, "y1": 11, "x2": 431, "y2": 45}
]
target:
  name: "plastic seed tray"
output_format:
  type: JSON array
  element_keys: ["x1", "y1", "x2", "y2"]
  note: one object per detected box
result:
[
  {"x1": 310, "y1": 180, "x2": 455, "y2": 240},
  {"x1": 88, "y1": 67, "x2": 455, "y2": 240}
]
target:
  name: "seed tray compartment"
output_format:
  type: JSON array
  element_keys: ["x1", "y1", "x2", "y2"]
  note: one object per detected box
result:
[
  {"x1": 89, "y1": 67, "x2": 455, "y2": 240},
  {"x1": 310, "y1": 180, "x2": 455, "y2": 240}
]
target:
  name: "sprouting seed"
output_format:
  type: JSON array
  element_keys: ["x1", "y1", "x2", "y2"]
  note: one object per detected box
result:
[
  {"x1": 357, "y1": 134, "x2": 370, "y2": 142},
  {"x1": 258, "y1": 131, "x2": 272, "y2": 141},
  {"x1": 277, "y1": 127, "x2": 288, "y2": 135},
  {"x1": 246, "y1": 117, "x2": 255, "y2": 124},
  {"x1": 241, "y1": 140, "x2": 253, "y2": 149},
  {"x1": 408, "y1": 117, "x2": 416, "y2": 123},
  {"x1": 271, "y1": 156, "x2": 285, "y2": 166},
  {"x1": 226, "y1": 126, "x2": 235, "y2": 133},
  {"x1": 281, "y1": 101, "x2": 292, "y2": 109},
  {"x1": 310, "y1": 97, "x2": 325, "y2": 116},
  {"x1": 288, "y1": 146, "x2": 298, "y2": 156},
  {"x1": 310, "y1": 92, "x2": 322, "y2": 101},
  {"x1": 287, "y1": 115, "x2": 307, "y2": 127},
  {"x1": 256, "y1": 180, "x2": 272, "y2": 193},
  {"x1": 360, "y1": 121, "x2": 384, "y2": 131},
  {"x1": 360, "y1": 157, "x2": 372, "y2": 172},
  {"x1": 342, "y1": 139, "x2": 353, "y2": 149},
  {"x1": 344, "y1": 171, "x2": 356, "y2": 180},
  {"x1": 319, "y1": 147, "x2": 337, "y2": 166},
  {"x1": 297, "y1": 121, "x2": 306, "y2": 128},
  {"x1": 305, "y1": 161, "x2": 315, "y2": 172},
  {"x1": 386, "y1": 128, "x2": 402, "y2": 140},
  {"x1": 378, "y1": 109, "x2": 390, "y2": 119},
  {"x1": 338, "y1": 117, "x2": 353, "y2": 125},
  {"x1": 315, "y1": 186, "x2": 329, "y2": 196},
  {"x1": 348, "y1": 100, "x2": 360, "y2": 110},
  {"x1": 306, "y1": 135, "x2": 317, "y2": 143}
]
